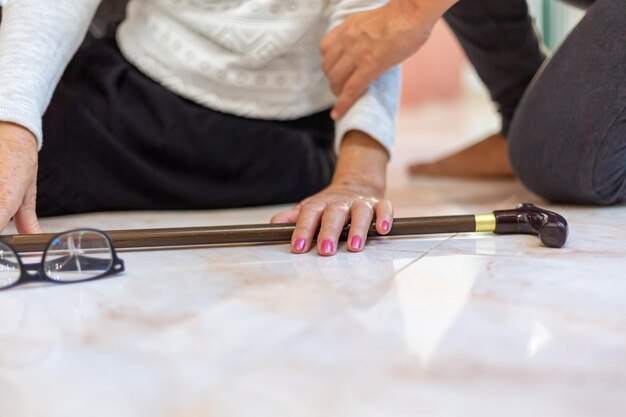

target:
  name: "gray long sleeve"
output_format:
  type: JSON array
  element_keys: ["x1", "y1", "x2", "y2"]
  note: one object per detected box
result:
[{"x1": 0, "y1": 0, "x2": 100, "y2": 148}]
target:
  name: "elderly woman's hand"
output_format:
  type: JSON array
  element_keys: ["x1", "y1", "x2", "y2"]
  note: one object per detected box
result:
[
  {"x1": 271, "y1": 131, "x2": 392, "y2": 256},
  {"x1": 0, "y1": 122, "x2": 42, "y2": 234},
  {"x1": 320, "y1": 0, "x2": 457, "y2": 120}
]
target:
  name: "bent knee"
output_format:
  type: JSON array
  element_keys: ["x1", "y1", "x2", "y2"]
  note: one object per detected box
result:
[{"x1": 509, "y1": 127, "x2": 626, "y2": 206}]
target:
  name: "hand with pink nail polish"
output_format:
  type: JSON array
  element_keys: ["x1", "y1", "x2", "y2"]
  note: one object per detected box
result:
[{"x1": 271, "y1": 130, "x2": 394, "y2": 256}]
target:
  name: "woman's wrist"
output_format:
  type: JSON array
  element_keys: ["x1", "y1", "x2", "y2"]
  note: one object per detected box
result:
[
  {"x1": 332, "y1": 130, "x2": 388, "y2": 195},
  {"x1": 0, "y1": 121, "x2": 38, "y2": 149}
]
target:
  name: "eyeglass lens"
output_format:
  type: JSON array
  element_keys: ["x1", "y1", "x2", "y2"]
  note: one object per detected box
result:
[
  {"x1": 44, "y1": 231, "x2": 114, "y2": 282},
  {"x1": 0, "y1": 241, "x2": 21, "y2": 288}
]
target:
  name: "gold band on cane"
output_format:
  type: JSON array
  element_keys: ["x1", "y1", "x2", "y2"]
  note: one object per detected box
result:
[{"x1": 474, "y1": 214, "x2": 496, "y2": 232}]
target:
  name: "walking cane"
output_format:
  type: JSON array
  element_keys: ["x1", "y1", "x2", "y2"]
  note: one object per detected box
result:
[{"x1": 2, "y1": 203, "x2": 568, "y2": 252}]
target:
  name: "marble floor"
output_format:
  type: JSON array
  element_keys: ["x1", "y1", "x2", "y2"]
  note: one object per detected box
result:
[{"x1": 1, "y1": 98, "x2": 625, "y2": 417}]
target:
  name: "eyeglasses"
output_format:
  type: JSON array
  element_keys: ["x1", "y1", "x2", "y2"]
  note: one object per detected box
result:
[{"x1": 0, "y1": 229, "x2": 125, "y2": 290}]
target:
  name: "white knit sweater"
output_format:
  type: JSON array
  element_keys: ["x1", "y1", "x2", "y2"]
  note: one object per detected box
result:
[{"x1": 0, "y1": 0, "x2": 400, "y2": 153}]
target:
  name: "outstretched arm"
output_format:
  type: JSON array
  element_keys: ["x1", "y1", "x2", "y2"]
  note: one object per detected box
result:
[
  {"x1": 320, "y1": 0, "x2": 458, "y2": 120},
  {"x1": 271, "y1": 0, "x2": 403, "y2": 256},
  {"x1": 0, "y1": 0, "x2": 101, "y2": 233}
]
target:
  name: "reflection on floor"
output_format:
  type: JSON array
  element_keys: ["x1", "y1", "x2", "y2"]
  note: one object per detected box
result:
[{"x1": 1, "y1": 98, "x2": 624, "y2": 417}]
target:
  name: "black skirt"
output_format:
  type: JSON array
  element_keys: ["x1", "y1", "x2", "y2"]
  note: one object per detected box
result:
[{"x1": 38, "y1": 36, "x2": 336, "y2": 217}]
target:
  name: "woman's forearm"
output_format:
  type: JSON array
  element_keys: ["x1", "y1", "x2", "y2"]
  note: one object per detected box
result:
[{"x1": 0, "y1": 0, "x2": 101, "y2": 146}]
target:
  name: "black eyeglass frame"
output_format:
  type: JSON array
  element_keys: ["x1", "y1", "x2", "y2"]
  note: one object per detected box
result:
[{"x1": 0, "y1": 228, "x2": 125, "y2": 291}]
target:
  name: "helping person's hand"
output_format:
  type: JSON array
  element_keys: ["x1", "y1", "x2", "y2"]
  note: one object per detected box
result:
[
  {"x1": 271, "y1": 130, "x2": 392, "y2": 256},
  {"x1": 0, "y1": 122, "x2": 42, "y2": 234},
  {"x1": 320, "y1": 1, "x2": 437, "y2": 120}
]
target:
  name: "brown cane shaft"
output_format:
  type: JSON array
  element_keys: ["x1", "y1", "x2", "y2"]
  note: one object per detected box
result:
[{"x1": 1, "y1": 215, "x2": 477, "y2": 252}]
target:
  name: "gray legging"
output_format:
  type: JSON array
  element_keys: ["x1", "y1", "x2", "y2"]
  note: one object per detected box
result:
[{"x1": 445, "y1": 0, "x2": 625, "y2": 205}]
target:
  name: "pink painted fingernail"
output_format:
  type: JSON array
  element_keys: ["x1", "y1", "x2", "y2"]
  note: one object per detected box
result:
[
  {"x1": 321, "y1": 239, "x2": 334, "y2": 255},
  {"x1": 350, "y1": 236, "x2": 363, "y2": 251},
  {"x1": 381, "y1": 220, "x2": 390, "y2": 233},
  {"x1": 293, "y1": 238, "x2": 306, "y2": 253},
  {"x1": 331, "y1": 110, "x2": 338, "y2": 120}
]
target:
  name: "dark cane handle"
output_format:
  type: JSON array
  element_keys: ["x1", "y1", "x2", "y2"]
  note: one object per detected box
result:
[{"x1": 493, "y1": 203, "x2": 569, "y2": 248}]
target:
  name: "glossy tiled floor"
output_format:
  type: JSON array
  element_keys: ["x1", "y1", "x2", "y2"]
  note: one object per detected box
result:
[{"x1": 1, "y1": 98, "x2": 625, "y2": 417}]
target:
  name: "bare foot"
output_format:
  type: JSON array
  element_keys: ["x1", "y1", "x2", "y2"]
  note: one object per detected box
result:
[{"x1": 408, "y1": 133, "x2": 514, "y2": 178}]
